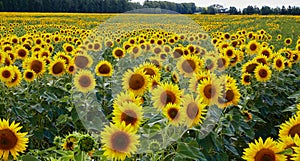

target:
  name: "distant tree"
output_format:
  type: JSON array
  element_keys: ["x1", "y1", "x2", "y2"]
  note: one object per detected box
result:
[
  {"x1": 261, "y1": 6, "x2": 272, "y2": 15},
  {"x1": 228, "y1": 6, "x2": 238, "y2": 14}
]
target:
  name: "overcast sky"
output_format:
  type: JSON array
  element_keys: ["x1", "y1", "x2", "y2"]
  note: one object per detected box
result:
[{"x1": 130, "y1": 0, "x2": 300, "y2": 9}]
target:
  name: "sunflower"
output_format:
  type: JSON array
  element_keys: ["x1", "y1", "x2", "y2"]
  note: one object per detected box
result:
[
  {"x1": 122, "y1": 69, "x2": 149, "y2": 96},
  {"x1": 152, "y1": 82, "x2": 182, "y2": 109},
  {"x1": 204, "y1": 56, "x2": 216, "y2": 71},
  {"x1": 148, "y1": 75, "x2": 161, "y2": 91},
  {"x1": 138, "y1": 62, "x2": 160, "y2": 79},
  {"x1": 223, "y1": 46, "x2": 236, "y2": 59},
  {"x1": 66, "y1": 63, "x2": 76, "y2": 75},
  {"x1": 189, "y1": 71, "x2": 210, "y2": 93},
  {"x1": 241, "y1": 73, "x2": 252, "y2": 86},
  {"x1": 172, "y1": 47, "x2": 184, "y2": 59},
  {"x1": 5, "y1": 66, "x2": 22, "y2": 88},
  {"x1": 259, "y1": 47, "x2": 273, "y2": 59},
  {"x1": 48, "y1": 58, "x2": 66, "y2": 77},
  {"x1": 112, "y1": 102, "x2": 143, "y2": 132},
  {"x1": 74, "y1": 53, "x2": 93, "y2": 69},
  {"x1": 15, "y1": 46, "x2": 29, "y2": 60},
  {"x1": 254, "y1": 64, "x2": 272, "y2": 82},
  {"x1": 53, "y1": 52, "x2": 71, "y2": 66},
  {"x1": 24, "y1": 57, "x2": 46, "y2": 77},
  {"x1": 246, "y1": 40, "x2": 261, "y2": 55},
  {"x1": 63, "y1": 43, "x2": 74, "y2": 54},
  {"x1": 112, "y1": 47, "x2": 126, "y2": 59},
  {"x1": 0, "y1": 66, "x2": 15, "y2": 82},
  {"x1": 74, "y1": 70, "x2": 96, "y2": 93},
  {"x1": 216, "y1": 55, "x2": 230, "y2": 70},
  {"x1": 177, "y1": 55, "x2": 201, "y2": 77},
  {"x1": 101, "y1": 123, "x2": 140, "y2": 161},
  {"x1": 279, "y1": 114, "x2": 300, "y2": 139},
  {"x1": 128, "y1": 45, "x2": 141, "y2": 58},
  {"x1": 162, "y1": 103, "x2": 182, "y2": 126},
  {"x1": 284, "y1": 38, "x2": 292, "y2": 46},
  {"x1": 95, "y1": 60, "x2": 113, "y2": 77},
  {"x1": 277, "y1": 34, "x2": 282, "y2": 40},
  {"x1": 198, "y1": 78, "x2": 222, "y2": 105},
  {"x1": 181, "y1": 94, "x2": 206, "y2": 128},
  {"x1": 62, "y1": 133, "x2": 78, "y2": 151},
  {"x1": 242, "y1": 60, "x2": 259, "y2": 74},
  {"x1": 277, "y1": 135, "x2": 300, "y2": 161},
  {"x1": 23, "y1": 69, "x2": 36, "y2": 82},
  {"x1": 218, "y1": 84, "x2": 241, "y2": 109},
  {"x1": 0, "y1": 119, "x2": 29, "y2": 161},
  {"x1": 149, "y1": 57, "x2": 162, "y2": 69},
  {"x1": 113, "y1": 91, "x2": 143, "y2": 108},
  {"x1": 272, "y1": 55, "x2": 285, "y2": 71},
  {"x1": 242, "y1": 137, "x2": 286, "y2": 161}
]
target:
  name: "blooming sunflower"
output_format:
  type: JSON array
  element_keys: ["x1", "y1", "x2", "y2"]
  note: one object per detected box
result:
[
  {"x1": 242, "y1": 60, "x2": 259, "y2": 74},
  {"x1": 284, "y1": 38, "x2": 292, "y2": 46},
  {"x1": 5, "y1": 66, "x2": 22, "y2": 88},
  {"x1": 112, "y1": 47, "x2": 126, "y2": 59},
  {"x1": 242, "y1": 137, "x2": 286, "y2": 161},
  {"x1": 218, "y1": 84, "x2": 241, "y2": 109},
  {"x1": 74, "y1": 70, "x2": 96, "y2": 93},
  {"x1": 246, "y1": 40, "x2": 261, "y2": 55},
  {"x1": 122, "y1": 69, "x2": 149, "y2": 96},
  {"x1": 198, "y1": 78, "x2": 222, "y2": 106},
  {"x1": 113, "y1": 91, "x2": 143, "y2": 108},
  {"x1": 151, "y1": 82, "x2": 182, "y2": 109},
  {"x1": 138, "y1": 62, "x2": 160, "y2": 79},
  {"x1": 272, "y1": 55, "x2": 285, "y2": 71},
  {"x1": 23, "y1": 69, "x2": 36, "y2": 82},
  {"x1": 24, "y1": 57, "x2": 46, "y2": 77},
  {"x1": 112, "y1": 102, "x2": 143, "y2": 132},
  {"x1": 95, "y1": 60, "x2": 113, "y2": 77},
  {"x1": 48, "y1": 58, "x2": 66, "y2": 77},
  {"x1": 259, "y1": 47, "x2": 273, "y2": 59},
  {"x1": 148, "y1": 75, "x2": 161, "y2": 91},
  {"x1": 172, "y1": 47, "x2": 184, "y2": 59},
  {"x1": 254, "y1": 64, "x2": 272, "y2": 82},
  {"x1": 162, "y1": 103, "x2": 182, "y2": 126},
  {"x1": 188, "y1": 71, "x2": 210, "y2": 93},
  {"x1": 101, "y1": 123, "x2": 140, "y2": 161},
  {"x1": 241, "y1": 72, "x2": 252, "y2": 86},
  {"x1": 277, "y1": 135, "x2": 300, "y2": 161},
  {"x1": 15, "y1": 46, "x2": 29, "y2": 60},
  {"x1": 181, "y1": 94, "x2": 206, "y2": 128},
  {"x1": 223, "y1": 46, "x2": 236, "y2": 59},
  {"x1": 0, "y1": 66, "x2": 15, "y2": 82},
  {"x1": 74, "y1": 53, "x2": 93, "y2": 69},
  {"x1": 177, "y1": 55, "x2": 202, "y2": 77},
  {"x1": 0, "y1": 119, "x2": 29, "y2": 161},
  {"x1": 279, "y1": 114, "x2": 300, "y2": 139}
]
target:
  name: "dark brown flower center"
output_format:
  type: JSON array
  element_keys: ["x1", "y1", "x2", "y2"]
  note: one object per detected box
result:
[
  {"x1": 225, "y1": 89, "x2": 234, "y2": 102},
  {"x1": 2, "y1": 70, "x2": 11, "y2": 79},
  {"x1": 289, "y1": 124, "x2": 300, "y2": 137},
  {"x1": 246, "y1": 63, "x2": 258, "y2": 73},
  {"x1": 121, "y1": 110, "x2": 138, "y2": 126},
  {"x1": 144, "y1": 68, "x2": 155, "y2": 77},
  {"x1": 52, "y1": 62, "x2": 64, "y2": 75},
  {"x1": 18, "y1": 49, "x2": 27, "y2": 57},
  {"x1": 168, "y1": 108, "x2": 179, "y2": 120},
  {"x1": 30, "y1": 60, "x2": 43, "y2": 74},
  {"x1": 258, "y1": 69, "x2": 268, "y2": 78},
  {"x1": 98, "y1": 64, "x2": 111, "y2": 74},
  {"x1": 26, "y1": 72, "x2": 34, "y2": 79},
  {"x1": 79, "y1": 75, "x2": 91, "y2": 88},
  {"x1": 250, "y1": 43, "x2": 257, "y2": 51},
  {"x1": 182, "y1": 60, "x2": 196, "y2": 73},
  {"x1": 75, "y1": 56, "x2": 89, "y2": 69},
  {"x1": 187, "y1": 102, "x2": 199, "y2": 119},
  {"x1": 254, "y1": 148, "x2": 275, "y2": 161},
  {"x1": 129, "y1": 74, "x2": 145, "y2": 90},
  {"x1": 111, "y1": 131, "x2": 130, "y2": 152},
  {"x1": 161, "y1": 90, "x2": 176, "y2": 105},
  {"x1": 0, "y1": 129, "x2": 18, "y2": 150},
  {"x1": 203, "y1": 84, "x2": 216, "y2": 99},
  {"x1": 115, "y1": 49, "x2": 124, "y2": 57}
]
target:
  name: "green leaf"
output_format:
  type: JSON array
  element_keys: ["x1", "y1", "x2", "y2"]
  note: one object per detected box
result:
[
  {"x1": 277, "y1": 148, "x2": 293, "y2": 155},
  {"x1": 20, "y1": 155, "x2": 40, "y2": 161},
  {"x1": 176, "y1": 140, "x2": 207, "y2": 161}
]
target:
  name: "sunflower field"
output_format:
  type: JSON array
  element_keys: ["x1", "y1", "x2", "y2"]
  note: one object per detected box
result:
[{"x1": 0, "y1": 12, "x2": 299, "y2": 161}]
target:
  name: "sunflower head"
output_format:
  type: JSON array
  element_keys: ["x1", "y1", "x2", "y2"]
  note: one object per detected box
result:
[
  {"x1": 74, "y1": 70, "x2": 96, "y2": 93},
  {"x1": 95, "y1": 60, "x2": 113, "y2": 77},
  {"x1": 254, "y1": 64, "x2": 272, "y2": 82},
  {"x1": 122, "y1": 69, "x2": 149, "y2": 96},
  {"x1": 48, "y1": 58, "x2": 66, "y2": 77},
  {"x1": 78, "y1": 134, "x2": 95, "y2": 152},
  {"x1": 163, "y1": 103, "x2": 182, "y2": 126},
  {"x1": 152, "y1": 82, "x2": 182, "y2": 109}
]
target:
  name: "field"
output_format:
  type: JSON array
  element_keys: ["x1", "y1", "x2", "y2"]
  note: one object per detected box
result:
[{"x1": 0, "y1": 12, "x2": 299, "y2": 161}]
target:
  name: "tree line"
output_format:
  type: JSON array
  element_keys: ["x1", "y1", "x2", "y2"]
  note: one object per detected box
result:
[{"x1": 0, "y1": 0, "x2": 299, "y2": 15}]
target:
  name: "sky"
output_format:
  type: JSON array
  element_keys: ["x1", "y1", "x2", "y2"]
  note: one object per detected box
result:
[{"x1": 130, "y1": 0, "x2": 300, "y2": 9}]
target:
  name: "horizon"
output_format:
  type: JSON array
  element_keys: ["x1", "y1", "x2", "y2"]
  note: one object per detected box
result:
[{"x1": 130, "y1": 0, "x2": 300, "y2": 9}]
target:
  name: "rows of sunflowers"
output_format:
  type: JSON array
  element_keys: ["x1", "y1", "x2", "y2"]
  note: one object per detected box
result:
[{"x1": 0, "y1": 12, "x2": 299, "y2": 161}]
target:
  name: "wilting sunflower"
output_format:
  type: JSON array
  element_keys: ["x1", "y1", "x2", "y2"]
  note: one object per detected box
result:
[
  {"x1": 48, "y1": 58, "x2": 66, "y2": 77},
  {"x1": 5, "y1": 66, "x2": 22, "y2": 88},
  {"x1": 122, "y1": 69, "x2": 149, "y2": 96},
  {"x1": 272, "y1": 55, "x2": 286, "y2": 71},
  {"x1": 74, "y1": 70, "x2": 96, "y2": 93},
  {"x1": 112, "y1": 47, "x2": 126, "y2": 59},
  {"x1": 74, "y1": 53, "x2": 93, "y2": 69},
  {"x1": 113, "y1": 91, "x2": 143, "y2": 109},
  {"x1": 0, "y1": 119, "x2": 29, "y2": 161},
  {"x1": 254, "y1": 64, "x2": 272, "y2": 82},
  {"x1": 177, "y1": 55, "x2": 202, "y2": 77},
  {"x1": 246, "y1": 40, "x2": 261, "y2": 55},
  {"x1": 198, "y1": 78, "x2": 222, "y2": 105},
  {"x1": 152, "y1": 82, "x2": 182, "y2": 109},
  {"x1": 0, "y1": 66, "x2": 15, "y2": 82},
  {"x1": 62, "y1": 133, "x2": 78, "y2": 151},
  {"x1": 242, "y1": 137, "x2": 286, "y2": 161},
  {"x1": 95, "y1": 60, "x2": 113, "y2": 77},
  {"x1": 24, "y1": 57, "x2": 46, "y2": 77},
  {"x1": 23, "y1": 69, "x2": 36, "y2": 82},
  {"x1": 181, "y1": 94, "x2": 206, "y2": 128},
  {"x1": 138, "y1": 62, "x2": 160, "y2": 79},
  {"x1": 279, "y1": 114, "x2": 300, "y2": 139},
  {"x1": 189, "y1": 71, "x2": 210, "y2": 93},
  {"x1": 112, "y1": 102, "x2": 143, "y2": 132},
  {"x1": 101, "y1": 122, "x2": 140, "y2": 161},
  {"x1": 162, "y1": 103, "x2": 182, "y2": 126}
]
